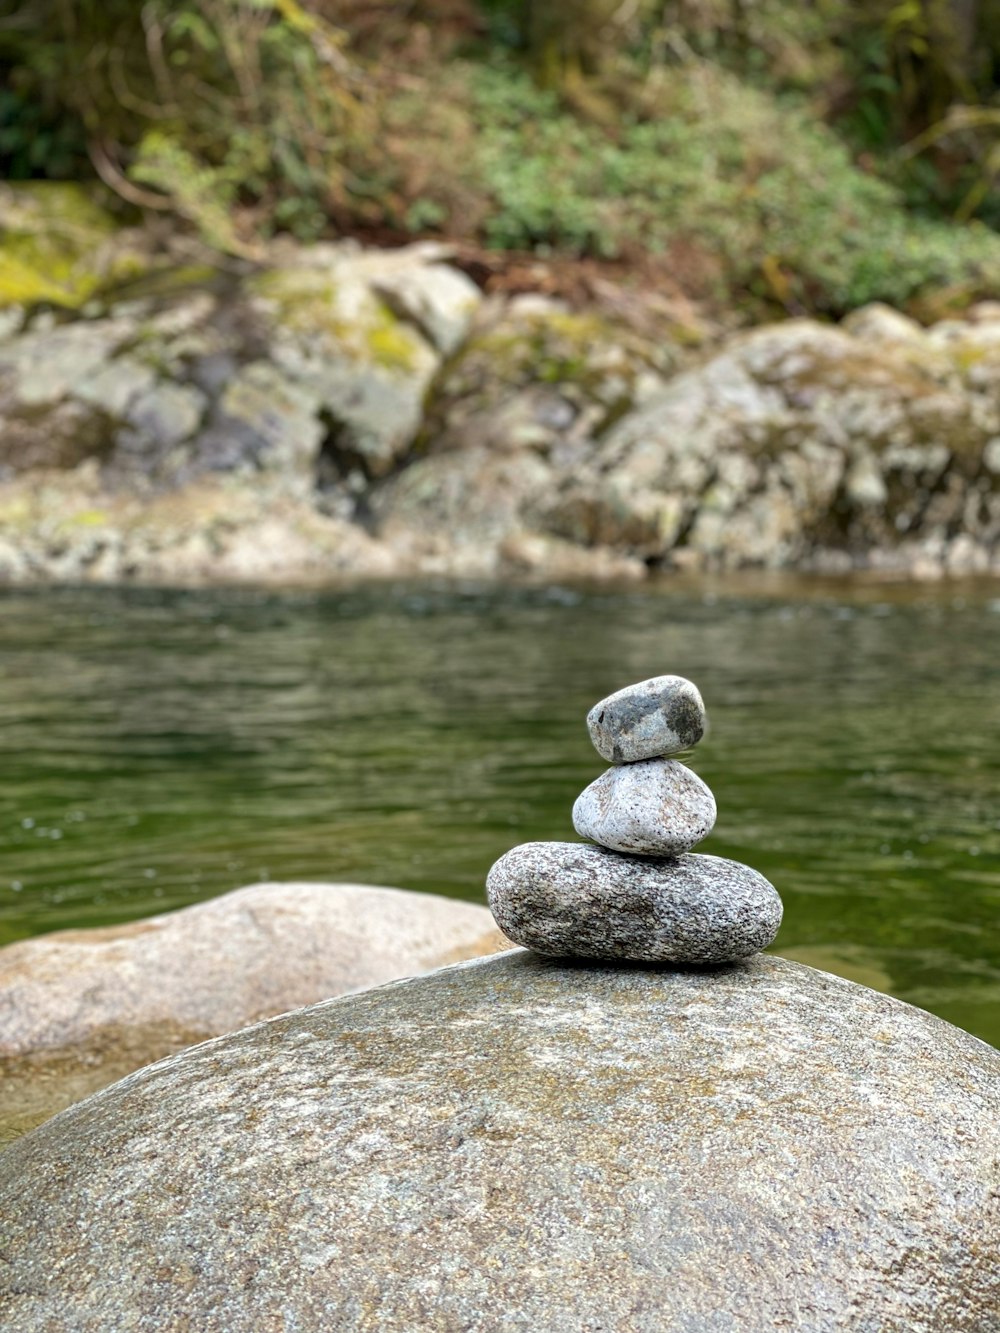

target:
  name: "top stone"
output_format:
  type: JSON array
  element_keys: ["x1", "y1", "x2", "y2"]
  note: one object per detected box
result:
[{"x1": 586, "y1": 675, "x2": 706, "y2": 764}]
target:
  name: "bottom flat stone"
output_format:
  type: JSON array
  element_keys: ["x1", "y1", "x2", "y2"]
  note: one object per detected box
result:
[{"x1": 486, "y1": 842, "x2": 782, "y2": 964}]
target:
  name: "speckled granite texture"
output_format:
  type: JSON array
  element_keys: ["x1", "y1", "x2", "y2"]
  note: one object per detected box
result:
[
  {"x1": 572, "y1": 758, "x2": 716, "y2": 855},
  {"x1": 586, "y1": 675, "x2": 706, "y2": 763},
  {"x1": 0, "y1": 882, "x2": 511, "y2": 1144},
  {"x1": 487, "y1": 842, "x2": 781, "y2": 962},
  {"x1": 1, "y1": 950, "x2": 998, "y2": 1332}
]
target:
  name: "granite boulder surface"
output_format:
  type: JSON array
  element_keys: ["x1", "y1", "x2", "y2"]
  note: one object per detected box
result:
[
  {"x1": 0, "y1": 881, "x2": 509, "y2": 1144},
  {"x1": 1, "y1": 950, "x2": 998, "y2": 1331}
]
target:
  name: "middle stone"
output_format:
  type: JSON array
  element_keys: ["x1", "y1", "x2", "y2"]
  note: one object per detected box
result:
[{"x1": 572, "y1": 758, "x2": 716, "y2": 857}]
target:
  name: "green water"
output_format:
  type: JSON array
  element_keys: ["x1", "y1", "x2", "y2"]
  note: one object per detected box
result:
[{"x1": 1, "y1": 579, "x2": 999, "y2": 1046}]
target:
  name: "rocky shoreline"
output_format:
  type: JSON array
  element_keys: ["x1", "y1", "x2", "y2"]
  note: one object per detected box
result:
[{"x1": 6, "y1": 195, "x2": 1000, "y2": 585}]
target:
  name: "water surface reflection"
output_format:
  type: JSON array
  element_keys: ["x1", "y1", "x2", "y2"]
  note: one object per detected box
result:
[{"x1": 1, "y1": 578, "x2": 998, "y2": 1045}]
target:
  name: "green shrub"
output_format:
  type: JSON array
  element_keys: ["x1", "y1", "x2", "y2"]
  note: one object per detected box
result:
[
  {"x1": 404, "y1": 59, "x2": 1000, "y2": 312},
  {"x1": 0, "y1": 0, "x2": 365, "y2": 252},
  {"x1": 4, "y1": 2, "x2": 1000, "y2": 314}
]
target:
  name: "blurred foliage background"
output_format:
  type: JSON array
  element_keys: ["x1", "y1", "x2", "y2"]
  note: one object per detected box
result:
[{"x1": 3, "y1": 0, "x2": 1000, "y2": 313}]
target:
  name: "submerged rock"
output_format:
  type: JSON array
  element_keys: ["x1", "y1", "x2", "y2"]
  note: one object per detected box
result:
[
  {"x1": 487, "y1": 842, "x2": 781, "y2": 963},
  {"x1": 1, "y1": 951, "x2": 997, "y2": 1331},
  {"x1": 0, "y1": 881, "x2": 509, "y2": 1142},
  {"x1": 572, "y1": 757, "x2": 716, "y2": 855}
]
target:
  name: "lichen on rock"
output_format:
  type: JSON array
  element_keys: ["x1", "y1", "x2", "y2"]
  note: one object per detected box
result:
[
  {"x1": 0, "y1": 183, "x2": 156, "y2": 312},
  {"x1": 419, "y1": 294, "x2": 676, "y2": 462}
]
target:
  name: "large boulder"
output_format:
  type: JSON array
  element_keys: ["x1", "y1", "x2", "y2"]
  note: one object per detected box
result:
[
  {"x1": 246, "y1": 245, "x2": 445, "y2": 482},
  {"x1": 0, "y1": 466, "x2": 401, "y2": 587},
  {"x1": 2, "y1": 951, "x2": 997, "y2": 1330},
  {"x1": 371, "y1": 295, "x2": 677, "y2": 576},
  {"x1": 536, "y1": 316, "x2": 1000, "y2": 574},
  {"x1": 0, "y1": 241, "x2": 456, "y2": 496},
  {"x1": 8, "y1": 225, "x2": 1000, "y2": 583},
  {"x1": 0, "y1": 882, "x2": 508, "y2": 1143},
  {"x1": 372, "y1": 304, "x2": 1000, "y2": 579}
]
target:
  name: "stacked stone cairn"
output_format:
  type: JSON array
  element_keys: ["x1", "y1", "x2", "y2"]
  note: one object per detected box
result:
[{"x1": 487, "y1": 675, "x2": 783, "y2": 964}]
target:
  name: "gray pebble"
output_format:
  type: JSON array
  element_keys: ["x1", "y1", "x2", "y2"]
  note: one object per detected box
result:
[
  {"x1": 572, "y1": 757, "x2": 715, "y2": 856},
  {"x1": 587, "y1": 675, "x2": 706, "y2": 763},
  {"x1": 487, "y1": 842, "x2": 782, "y2": 964}
]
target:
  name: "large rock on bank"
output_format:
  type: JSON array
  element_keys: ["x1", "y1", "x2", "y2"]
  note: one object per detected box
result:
[
  {"x1": 2, "y1": 951, "x2": 997, "y2": 1331},
  {"x1": 0, "y1": 241, "x2": 472, "y2": 496},
  {"x1": 0, "y1": 881, "x2": 508, "y2": 1143},
  {"x1": 535, "y1": 316, "x2": 1000, "y2": 576}
]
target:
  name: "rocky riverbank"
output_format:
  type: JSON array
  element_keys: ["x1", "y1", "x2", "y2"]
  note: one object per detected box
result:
[{"x1": 6, "y1": 186, "x2": 1000, "y2": 584}]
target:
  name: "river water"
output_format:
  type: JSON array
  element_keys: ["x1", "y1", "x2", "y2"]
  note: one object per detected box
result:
[{"x1": 1, "y1": 578, "x2": 998, "y2": 1046}]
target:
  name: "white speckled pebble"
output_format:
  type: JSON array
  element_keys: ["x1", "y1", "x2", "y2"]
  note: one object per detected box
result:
[
  {"x1": 572, "y1": 758, "x2": 716, "y2": 856},
  {"x1": 587, "y1": 675, "x2": 706, "y2": 764},
  {"x1": 487, "y1": 842, "x2": 782, "y2": 964}
]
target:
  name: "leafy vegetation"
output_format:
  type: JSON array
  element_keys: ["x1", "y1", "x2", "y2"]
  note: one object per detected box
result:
[
  {"x1": 1, "y1": 0, "x2": 366, "y2": 250},
  {"x1": 3, "y1": 1, "x2": 1000, "y2": 314},
  {"x1": 458, "y1": 61, "x2": 1000, "y2": 311}
]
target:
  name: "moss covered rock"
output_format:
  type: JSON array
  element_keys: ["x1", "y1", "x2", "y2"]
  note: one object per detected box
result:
[
  {"x1": 0, "y1": 184, "x2": 154, "y2": 312},
  {"x1": 3, "y1": 226, "x2": 1000, "y2": 582},
  {"x1": 533, "y1": 316, "x2": 1000, "y2": 573},
  {"x1": 247, "y1": 245, "x2": 446, "y2": 478},
  {"x1": 421, "y1": 294, "x2": 677, "y2": 460}
]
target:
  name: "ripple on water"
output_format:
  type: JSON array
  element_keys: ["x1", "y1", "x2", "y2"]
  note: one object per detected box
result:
[{"x1": 0, "y1": 579, "x2": 998, "y2": 1046}]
